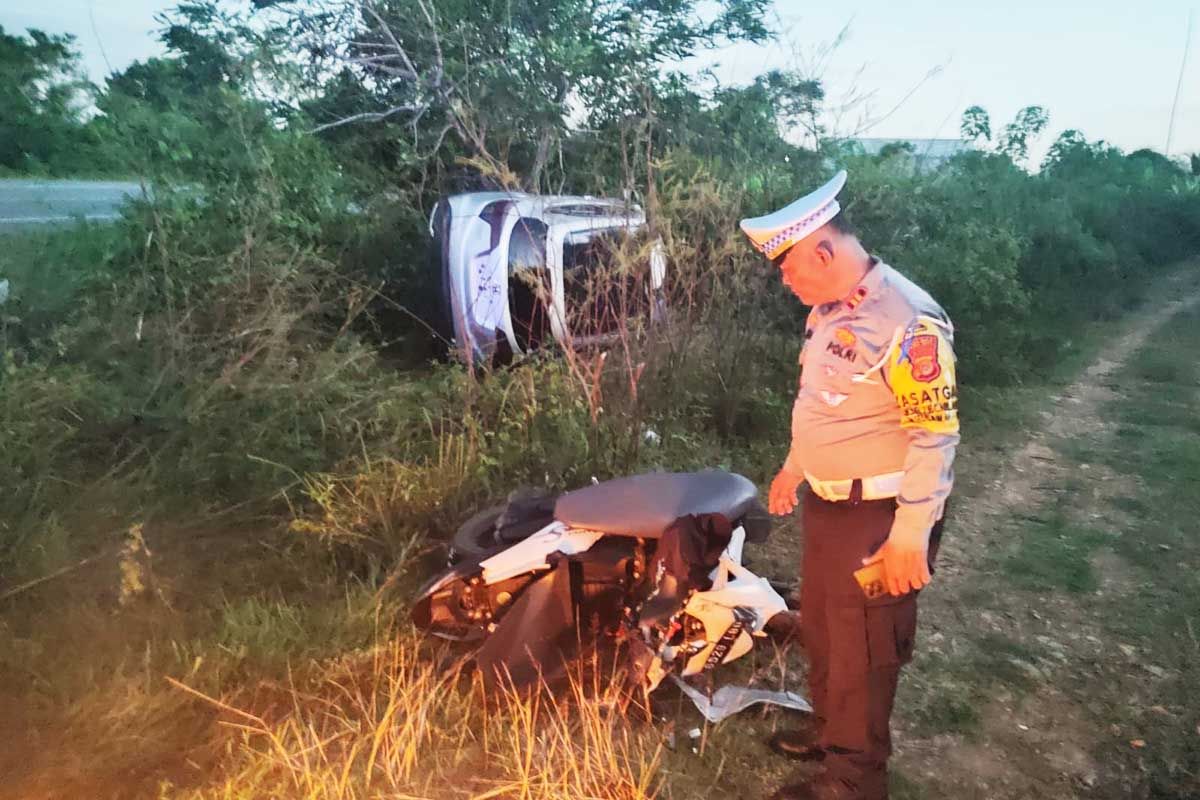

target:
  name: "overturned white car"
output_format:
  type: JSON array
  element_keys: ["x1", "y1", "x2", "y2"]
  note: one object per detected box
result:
[{"x1": 429, "y1": 192, "x2": 667, "y2": 365}]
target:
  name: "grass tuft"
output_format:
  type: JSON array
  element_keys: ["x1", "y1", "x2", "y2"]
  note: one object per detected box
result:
[{"x1": 174, "y1": 633, "x2": 662, "y2": 799}]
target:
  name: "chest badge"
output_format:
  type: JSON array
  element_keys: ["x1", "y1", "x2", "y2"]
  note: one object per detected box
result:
[{"x1": 825, "y1": 330, "x2": 857, "y2": 363}]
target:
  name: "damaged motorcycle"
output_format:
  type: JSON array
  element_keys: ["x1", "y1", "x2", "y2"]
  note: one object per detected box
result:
[{"x1": 412, "y1": 471, "x2": 802, "y2": 705}]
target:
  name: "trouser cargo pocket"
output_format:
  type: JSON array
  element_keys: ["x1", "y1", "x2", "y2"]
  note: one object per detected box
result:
[{"x1": 865, "y1": 597, "x2": 917, "y2": 668}]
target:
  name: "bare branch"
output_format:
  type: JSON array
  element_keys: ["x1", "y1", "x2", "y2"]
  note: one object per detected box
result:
[
  {"x1": 348, "y1": 40, "x2": 402, "y2": 51},
  {"x1": 417, "y1": 123, "x2": 455, "y2": 161},
  {"x1": 347, "y1": 53, "x2": 418, "y2": 75},
  {"x1": 848, "y1": 64, "x2": 945, "y2": 138},
  {"x1": 309, "y1": 104, "x2": 424, "y2": 133},
  {"x1": 414, "y1": 0, "x2": 444, "y2": 78},
  {"x1": 296, "y1": 0, "x2": 514, "y2": 183},
  {"x1": 349, "y1": 61, "x2": 421, "y2": 80},
  {"x1": 362, "y1": 1, "x2": 421, "y2": 80}
]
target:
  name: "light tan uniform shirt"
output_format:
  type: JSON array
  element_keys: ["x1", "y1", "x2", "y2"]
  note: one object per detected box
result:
[{"x1": 783, "y1": 258, "x2": 959, "y2": 543}]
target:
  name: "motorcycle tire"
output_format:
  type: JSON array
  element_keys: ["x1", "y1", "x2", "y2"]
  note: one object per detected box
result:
[{"x1": 448, "y1": 503, "x2": 507, "y2": 563}]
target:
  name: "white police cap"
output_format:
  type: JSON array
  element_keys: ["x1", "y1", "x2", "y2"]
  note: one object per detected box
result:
[{"x1": 739, "y1": 170, "x2": 847, "y2": 259}]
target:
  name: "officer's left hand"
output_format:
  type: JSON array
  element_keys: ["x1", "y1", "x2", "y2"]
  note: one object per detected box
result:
[{"x1": 861, "y1": 529, "x2": 931, "y2": 596}]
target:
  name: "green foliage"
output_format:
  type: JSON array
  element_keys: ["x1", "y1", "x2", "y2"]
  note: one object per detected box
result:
[
  {"x1": 0, "y1": 362, "x2": 117, "y2": 570},
  {"x1": 280, "y1": 0, "x2": 774, "y2": 192},
  {"x1": 2, "y1": 9, "x2": 1200, "y2": 798},
  {"x1": 959, "y1": 105, "x2": 991, "y2": 144},
  {"x1": 214, "y1": 592, "x2": 377, "y2": 672},
  {"x1": 1, "y1": 7, "x2": 1197, "y2": 577},
  {"x1": 998, "y1": 105, "x2": 1049, "y2": 164},
  {"x1": 0, "y1": 26, "x2": 105, "y2": 174},
  {"x1": 956, "y1": 104, "x2": 1050, "y2": 166},
  {"x1": 838, "y1": 155, "x2": 1032, "y2": 381},
  {"x1": 837, "y1": 112, "x2": 1200, "y2": 383}
]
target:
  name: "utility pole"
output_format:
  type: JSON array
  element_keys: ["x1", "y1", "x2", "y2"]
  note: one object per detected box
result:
[{"x1": 1166, "y1": 9, "x2": 1194, "y2": 155}]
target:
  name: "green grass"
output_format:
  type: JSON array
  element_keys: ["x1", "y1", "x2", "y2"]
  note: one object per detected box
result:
[
  {"x1": 901, "y1": 632, "x2": 1040, "y2": 739},
  {"x1": 1015, "y1": 304, "x2": 1200, "y2": 796},
  {"x1": 1093, "y1": 324, "x2": 1200, "y2": 796},
  {"x1": 0, "y1": 224, "x2": 126, "y2": 346},
  {"x1": 1002, "y1": 511, "x2": 1113, "y2": 594},
  {"x1": 890, "y1": 283, "x2": 1200, "y2": 798},
  {"x1": 2, "y1": 210, "x2": 1198, "y2": 798},
  {"x1": 0, "y1": 216, "x2": 805, "y2": 798},
  {"x1": 903, "y1": 666, "x2": 983, "y2": 737},
  {"x1": 1108, "y1": 495, "x2": 1150, "y2": 516}
]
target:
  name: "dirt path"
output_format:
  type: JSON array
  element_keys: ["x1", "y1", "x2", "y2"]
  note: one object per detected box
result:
[
  {"x1": 941, "y1": 268, "x2": 1200, "y2": 575},
  {"x1": 893, "y1": 266, "x2": 1200, "y2": 799}
]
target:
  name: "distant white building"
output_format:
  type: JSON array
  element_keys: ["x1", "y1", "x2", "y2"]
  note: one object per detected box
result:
[{"x1": 851, "y1": 138, "x2": 976, "y2": 171}]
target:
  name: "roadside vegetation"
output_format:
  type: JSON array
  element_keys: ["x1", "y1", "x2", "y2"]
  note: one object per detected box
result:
[{"x1": 2, "y1": 2, "x2": 1200, "y2": 798}]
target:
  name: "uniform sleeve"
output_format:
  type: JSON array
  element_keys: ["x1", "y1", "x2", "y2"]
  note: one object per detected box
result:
[{"x1": 884, "y1": 316, "x2": 959, "y2": 544}]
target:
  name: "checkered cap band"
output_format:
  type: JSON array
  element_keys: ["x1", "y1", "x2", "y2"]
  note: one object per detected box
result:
[{"x1": 760, "y1": 200, "x2": 840, "y2": 259}]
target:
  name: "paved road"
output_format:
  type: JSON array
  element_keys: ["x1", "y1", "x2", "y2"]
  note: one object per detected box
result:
[{"x1": 0, "y1": 179, "x2": 143, "y2": 228}]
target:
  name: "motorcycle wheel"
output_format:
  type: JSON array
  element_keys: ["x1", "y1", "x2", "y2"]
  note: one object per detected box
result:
[{"x1": 448, "y1": 503, "x2": 507, "y2": 563}]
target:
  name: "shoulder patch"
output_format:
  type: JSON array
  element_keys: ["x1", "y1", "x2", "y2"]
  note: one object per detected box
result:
[
  {"x1": 889, "y1": 317, "x2": 958, "y2": 433},
  {"x1": 904, "y1": 332, "x2": 941, "y2": 382}
]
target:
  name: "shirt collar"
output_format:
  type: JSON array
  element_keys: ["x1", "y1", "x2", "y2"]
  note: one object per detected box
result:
[{"x1": 815, "y1": 256, "x2": 888, "y2": 315}]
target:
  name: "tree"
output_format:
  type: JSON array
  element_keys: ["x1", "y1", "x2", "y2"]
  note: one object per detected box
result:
[
  {"x1": 959, "y1": 104, "x2": 1049, "y2": 168},
  {"x1": 998, "y1": 105, "x2": 1048, "y2": 164},
  {"x1": 960, "y1": 105, "x2": 991, "y2": 144},
  {"x1": 1127, "y1": 148, "x2": 1185, "y2": 178},
  {"x1": 285, "y1": 0, "x2": 774, "y2": 189},
  {"x1": 1041, "y1": 129, "x2": 1090, "y2": 173},
  {"x1": 878, "y1": 140, "x2": 916, "y2": 159},
  {"x1": 0, "y1": 26, "x2": 93, "y2": 172}
]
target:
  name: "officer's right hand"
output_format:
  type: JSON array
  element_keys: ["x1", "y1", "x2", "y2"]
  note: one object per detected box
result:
[{"x1": 768, "y1": 467, "x2": 804, "y2": 515}]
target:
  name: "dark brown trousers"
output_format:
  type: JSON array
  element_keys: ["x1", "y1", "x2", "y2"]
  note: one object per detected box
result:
[{"x1": 800, "y1": 489, "x2": 944, "y2": 799}]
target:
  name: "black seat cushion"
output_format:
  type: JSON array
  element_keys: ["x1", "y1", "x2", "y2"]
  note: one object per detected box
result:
[{"x1": 554, "y1": 471, "x2": 760, "y2": 538}]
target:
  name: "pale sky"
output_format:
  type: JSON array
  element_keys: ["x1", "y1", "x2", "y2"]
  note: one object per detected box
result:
[{"x1": 3, "y1": 0, "x2": 1197, "y2": 165}]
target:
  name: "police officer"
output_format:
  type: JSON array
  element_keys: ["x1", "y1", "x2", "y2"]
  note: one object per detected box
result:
[{"x1": 739, "y1": 171, "x2": 959, "y2": 800}]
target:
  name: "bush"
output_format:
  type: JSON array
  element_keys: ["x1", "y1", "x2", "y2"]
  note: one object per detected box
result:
[{"x1": 4, "y1": 30, "x2": 1200, "y2": 581}]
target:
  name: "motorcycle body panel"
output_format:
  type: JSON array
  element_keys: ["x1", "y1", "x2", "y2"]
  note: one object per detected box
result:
[
  {"x1": 476, "y1": 558, "x2": 576, "y2": 689},
  {"x1": 479, "y1": 522, "x2": 604, "y2": 583},
  {"x1": 411, "y1": 471, "x2": 784, "y2": 694},
  {"x1": 677, "y1": 560, "x2": 788, "y2": 677}
]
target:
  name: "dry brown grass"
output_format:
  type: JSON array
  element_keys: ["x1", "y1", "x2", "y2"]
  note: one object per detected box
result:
[{"x1": 173, "y1": 633, "x2": 662, "y2": 800}]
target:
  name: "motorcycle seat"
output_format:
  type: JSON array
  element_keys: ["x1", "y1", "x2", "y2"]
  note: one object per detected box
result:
[{"x1": 554, "y1": 471, "x2": 763, "y2": 539}]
